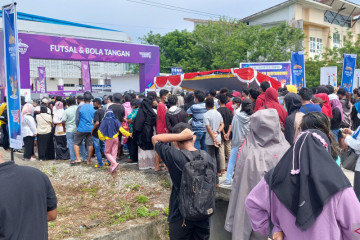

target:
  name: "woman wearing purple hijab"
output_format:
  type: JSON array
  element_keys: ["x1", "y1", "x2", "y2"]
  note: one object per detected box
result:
[{"x1": 245, "y1": 113, "x2": 360, "y2": 240}]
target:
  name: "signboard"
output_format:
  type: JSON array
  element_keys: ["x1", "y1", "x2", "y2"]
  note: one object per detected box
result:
[
  {"x1": 341, "y1": 53, "x2": 357, "y2": 92},
  {"x1": 353, "y1": 69, "x2": 360, "y2": 89},
  {"x1": 3, "y1": 4, "x2": 22, "y2": 149},
  {"x1": 320, "y1": 66, "x2": 337, "y2": 87},
  {"x1": 37, "y1": 66, "x2": 46, "y2": 93},
  {"x1": 240, "y1": 62, "x2": 291, "y2": 85},
  {"x1": 171, "y1": 67, "x2": 183, "y2": 75},
  {"x1": 291, "y1": 51, "x2": 306, "y2": 88},
  {"x1": 81, "y1": 61, "x2": 91, "y2": 91},
  {"x1": 20, "y1": 89, "x2": 31, "y2": 102}
]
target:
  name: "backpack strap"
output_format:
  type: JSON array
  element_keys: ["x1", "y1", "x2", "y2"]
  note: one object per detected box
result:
[{"x1": 302, "y1": 105, "x2": 309, "y2": 113}]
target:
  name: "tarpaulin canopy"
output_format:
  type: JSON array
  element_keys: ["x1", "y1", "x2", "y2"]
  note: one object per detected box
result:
[{"x1": 154, "y1": 68, "x2": 282, "y2": 91}]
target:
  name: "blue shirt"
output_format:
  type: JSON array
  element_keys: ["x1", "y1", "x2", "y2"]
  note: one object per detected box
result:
[
  {"x1": 299, "y1": 103, "x2": 322, "y2": 114},
  {"x1": 77, "y1": 103, "x2": 96, "y2": 133},
  {"x1": 186, "y1": 102, "x2": 207, "y2": 132}
]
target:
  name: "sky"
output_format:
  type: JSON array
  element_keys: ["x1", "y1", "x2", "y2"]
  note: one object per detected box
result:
[{"x1": 3, "y1": 0, "x2": 360, "y2": 43}]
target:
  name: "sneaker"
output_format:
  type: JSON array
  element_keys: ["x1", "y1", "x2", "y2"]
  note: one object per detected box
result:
[
  {"x1": 220, "y1": 181, "x2": 232, "y2": 187},
  {"x1": 30, "y1": 157, "x2": 37, "y2": 161},
  {"x1": 110, "y1": 163, "x2": 119, "y2": 173}
]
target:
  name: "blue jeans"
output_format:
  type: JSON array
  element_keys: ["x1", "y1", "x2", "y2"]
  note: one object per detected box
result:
[
  {"x1": 92, "y1": 136, "x2": 103, "y2": 166},
  {"x1": 66, "y1": 132, "x2": 87, "y2": 162},
  {"x1": 225, "y1": 146, "x2": 239, "y2": 183},
  {"x1": 194, "y1": 132, "x2": 207, "y2": 152}
]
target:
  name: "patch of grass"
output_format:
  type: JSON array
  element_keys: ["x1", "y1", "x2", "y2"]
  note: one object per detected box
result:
[
  {"x1": 161, "y1": 179, "x2": 171, "y2": 188},
  {"x1": 80, "y1": 186, "x2": 100, "y2": 197},
  {"x1": 149, "y1": 210, "x2": 160, "y2": 218},
  {"x1": 48, "y1": 222, "x2": 55, "y2": 228},
  {"x1": 164, "y1": 206, "x2": 169, "y2": 216},
  {"x1": 125, "y1": 184, "x2": 131, "y2": 188},
  {"x1": 57, "y1": 206, "x2": 71, "y2": 215},
  {"x1": 91, "y1": 214, "x2": 98, "y2": 220},
  {"x1": 131, "y1": 184, "x2": 140, "y2": 191},
  {"x1": 50, "y1": 166, "x2": 57, "y2": 174},
  {"x1": 81, "y1": 180, "x2": 90, "y2": 185},
  {"x1": 136, "y1": 195, "x2": 149, "y2": 204},
  {"x1": 136, "y1": 206, "x2": 149, "y2": 217}
]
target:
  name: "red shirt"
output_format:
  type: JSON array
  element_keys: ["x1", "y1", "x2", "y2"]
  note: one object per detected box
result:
[
  {"x1": 156, "y1": 102, "x2": 168, "y2": 134},
  {"x1": 226, "y1": 101, "x2": 234, "y2": 114}
]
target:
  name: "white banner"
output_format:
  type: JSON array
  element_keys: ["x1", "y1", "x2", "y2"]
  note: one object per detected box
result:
[
  {"x1": 320, "y1": 66, "x2": 337, "y2": 87},
  {"x1": 353, "y1": 69, "x2": 360, "y2": 89}
]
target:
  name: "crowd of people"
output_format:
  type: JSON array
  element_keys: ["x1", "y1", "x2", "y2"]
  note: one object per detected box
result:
[{"x1": 1, "y1": 82, "x2": 360, "y2": 239}]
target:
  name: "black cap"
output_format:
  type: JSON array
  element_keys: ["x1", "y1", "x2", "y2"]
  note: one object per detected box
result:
[{"x1": 77, "y1": 95, "x2": 84, "y2": 100}]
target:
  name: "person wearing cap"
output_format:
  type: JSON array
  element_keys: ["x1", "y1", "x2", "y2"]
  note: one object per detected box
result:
[{"x1": 34, "y1": 98, "x2": 51, "y2": 115}]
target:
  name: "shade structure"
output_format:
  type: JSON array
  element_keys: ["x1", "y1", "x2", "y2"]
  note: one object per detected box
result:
[{"x1": 154, "y1": 68, "x2": 281, "y2": 91}]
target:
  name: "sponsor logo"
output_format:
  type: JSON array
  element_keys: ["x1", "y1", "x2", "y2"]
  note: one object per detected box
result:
[
  {"x1": 139, "y1": 52, "x2": 151, "y2": 59},
  {"x1": 18, "y1": 40, "x2": 29, "y2": 54},
  {"x1": 293, "y1": 64, "x2": 302, "y2": 69},
  {"x1": 8, "y1": 34, "x2": 15, "y2": 44},
  {"x1": 345, "y1": 66, "x2": 353, "y2": 71}
]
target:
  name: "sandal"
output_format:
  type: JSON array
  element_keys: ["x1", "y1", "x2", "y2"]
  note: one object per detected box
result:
[{"x1": 70, "y1": 162, "x2": 81, "y2": 166}]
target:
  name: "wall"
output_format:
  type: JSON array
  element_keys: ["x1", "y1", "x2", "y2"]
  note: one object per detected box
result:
[
  {"x1": 111, "y1": 74, "x2": 140, "y2": 93},
  {"x1": 248, "y1": 4, "x2": 294, "y2": 26}
]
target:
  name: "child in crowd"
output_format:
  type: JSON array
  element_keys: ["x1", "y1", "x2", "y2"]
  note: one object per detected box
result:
[{"x1": 98, "y1": 109, "x2": 131, "y2": 174}]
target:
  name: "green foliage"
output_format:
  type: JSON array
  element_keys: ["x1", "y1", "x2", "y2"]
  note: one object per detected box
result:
[
  {"x1": 80, "y1": 186, "x2": 100, "y2": 197},
  {"x1": 141, "y1": 19, "x2": 304, "y2": 73},
  {"x1": 149, "y1": 210, "x2": 160, "y2": 218},
  {"x1": 160, "y1": 179, "x2": 171, "y2": 188},
  {"x1": 50, "y1": 166, "x2": 56, "y2": 174},
  {"x1": 136, "y1": 206, "x2": 149, "y2": 217},
  {"x1": 131, "y1": 184, "x2": 141, "y2": 191},
  {"x1": 164, "y1": 206, "x2": 169, "y2": 216},
  {"x1": 136, "y1": 195, "x2": 149, "y2": 204}
]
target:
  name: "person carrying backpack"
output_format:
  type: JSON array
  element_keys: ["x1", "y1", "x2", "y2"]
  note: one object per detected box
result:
[{"x1": 152, "y1": 122, "x2": 217, "y2": 240}]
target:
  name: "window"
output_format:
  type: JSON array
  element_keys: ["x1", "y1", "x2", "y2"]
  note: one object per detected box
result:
[
  {"x1": 324, "y1": 11, "x2": 351, "y2": 27},
  {"x1": 310, "y1": 37, "x2": 316, "y2": 53},
  {"x1": 316, "y1": 38, "x2": 323, "y2": 54},
  {"x1": 64, "y1": 84, "x2": 75, "y2": 87},
  {"x1": 333, "y1": 33, "x2": 340, "y2": 48}
]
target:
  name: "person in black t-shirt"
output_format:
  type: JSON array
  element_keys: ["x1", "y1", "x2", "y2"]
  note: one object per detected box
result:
[
  {"x1": 108, "y1": 93, "x2": 125, "y2": 158},
  {"x1": 217, "y1": 94, "x2": 233, "y2": 170},
  {"x1": 152, "y1": 123, "x2": 216, "y2": 240},
  {"x1": 0, "y1": 157, "x2": 57, "y2": 239},
  {"x1": 92, "y1": 98, "x2": 106, "y2": 167}
]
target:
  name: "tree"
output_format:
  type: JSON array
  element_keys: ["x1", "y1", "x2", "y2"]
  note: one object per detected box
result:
[{"x1": 141, "y1": 20, "x2": 304, "y2": 73}]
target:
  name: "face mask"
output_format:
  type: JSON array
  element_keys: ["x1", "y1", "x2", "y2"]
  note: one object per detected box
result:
[
  {"x1": 94, "y1": 106, "x2": 99, "y2": 110},
  {"x1": 232, "y1": 104, "x2": 237, "y2": 110},
  {"x1": 194, "y1": 99, "x2": 197, "y2": 104}
]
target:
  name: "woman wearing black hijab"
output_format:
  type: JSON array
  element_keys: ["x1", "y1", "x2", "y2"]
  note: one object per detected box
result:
[
  {"x1": 245, "y1": 114, "x2": 360, "y2": 239},
  {"x1": 284, "y1": 93, "x2": 304, "y2": 144}
]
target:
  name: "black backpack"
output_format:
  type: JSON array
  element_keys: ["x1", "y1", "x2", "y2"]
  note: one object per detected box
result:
[{"x1": 177, "y1": 149, "x2": 216, "y2": 221}]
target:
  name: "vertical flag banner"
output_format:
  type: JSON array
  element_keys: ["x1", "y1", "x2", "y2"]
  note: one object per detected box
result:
[
  {"x1": 320, "y1": 66, "x2": 337, "y2": 87},
  {"x1": 81, "y1": 61, "x2": 91, "y2": 91},
  {"x1": 341, "y1": 53, "x2": 357, "y2": 92},
  {"x1": 3, "y1": 4, "x2": 22, "y2": 149},
  {"x1": 291, "y1": 51, "x2": 306, "y2": 88},
  {"x1": 353, "y1": 69, "x2": 360, "y2": 89},
  {"x1": 37, "y1": 66, "x2": 46, "y2": 93}
]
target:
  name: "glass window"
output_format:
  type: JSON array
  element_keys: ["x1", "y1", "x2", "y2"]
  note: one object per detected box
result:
[
  {"x1": 316, "y1": 38, "x2": 322, "y2": 55},
  {"x1": 333, "y1": 33, "x2": 340, "y2": 48},
  {"x1": 324, "y1": 11, "x2": 351, "y2": 27},
  {"x1": 310, "y1": 37, "x2": 316, "y2": 53}
]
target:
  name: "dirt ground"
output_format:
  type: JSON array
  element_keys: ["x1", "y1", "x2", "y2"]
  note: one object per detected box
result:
[{"x1": 1, "y1": 149, "x2": 171, "y2": 239}]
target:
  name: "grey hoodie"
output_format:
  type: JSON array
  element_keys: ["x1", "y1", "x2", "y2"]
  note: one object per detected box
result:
[
  {"x1": 231, "y1": 110, "x2": 251, "y2": 147},
  {"x1": 173, "y1": 87, "x2": 184, "y2": 107}
]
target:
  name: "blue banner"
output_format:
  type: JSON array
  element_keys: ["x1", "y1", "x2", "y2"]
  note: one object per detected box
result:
[
  {"x1": 291, "y1": 51, "x2": 306, "y2": 88},
  {"x1": 240, "y1": 62, "x2": 291, "y2": 85},
  {"x1": 171, "y1": 67, "x2": 183, "y2": 75},
  {"x1": 3, "y1": 4, "x2": 22, "y2": 149},
  {"x1": 341, "y1": 53, "x2": 357, "y2": 92}
]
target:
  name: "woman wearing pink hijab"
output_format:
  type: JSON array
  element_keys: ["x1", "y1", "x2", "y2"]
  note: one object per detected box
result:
[{"x1": 22, "y1": 103, "x2": 37, "y2": 161}]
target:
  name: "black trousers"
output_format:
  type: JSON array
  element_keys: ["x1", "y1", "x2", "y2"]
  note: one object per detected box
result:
[
  {"x1": 23, "y1": 136, "x2": 34, "y2": 159},
  {"x1": 169, "y1": 219, "x2": 210, "y2": 240},
  {"x1": 38, "y1": 133, "x2": 55, "y2": 160},
  {"x1": 129, "y1": 137, "x2": 138, "y2": 162},
  {"x1": 2, "y1": 124, "x2": 9, "y2": 150},
  {"x1": 354, "y1": 171, "x2": 360, "y2": 201}
]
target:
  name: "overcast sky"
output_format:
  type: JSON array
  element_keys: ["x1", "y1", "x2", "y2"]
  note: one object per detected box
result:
[{"x1": 4, "y1": 0, "x2": 360, "y2": 42}]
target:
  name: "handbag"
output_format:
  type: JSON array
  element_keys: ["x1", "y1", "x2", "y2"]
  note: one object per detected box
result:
[{"x1": 340, "y1": 147, "x2": 358, "y2": 172}]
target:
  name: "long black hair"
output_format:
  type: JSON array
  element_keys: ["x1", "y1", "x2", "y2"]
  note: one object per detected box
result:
[
  {"x1": 300, "y1": 112, "x2": 340, "y2": 160},
  {"x1": 240, "y1": 99, "x2": 253, "y2": 116}
]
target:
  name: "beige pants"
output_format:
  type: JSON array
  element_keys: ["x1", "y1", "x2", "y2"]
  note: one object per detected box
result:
[{"x1": 219, "y1": 140, "x2": 231, "y2": 170}]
